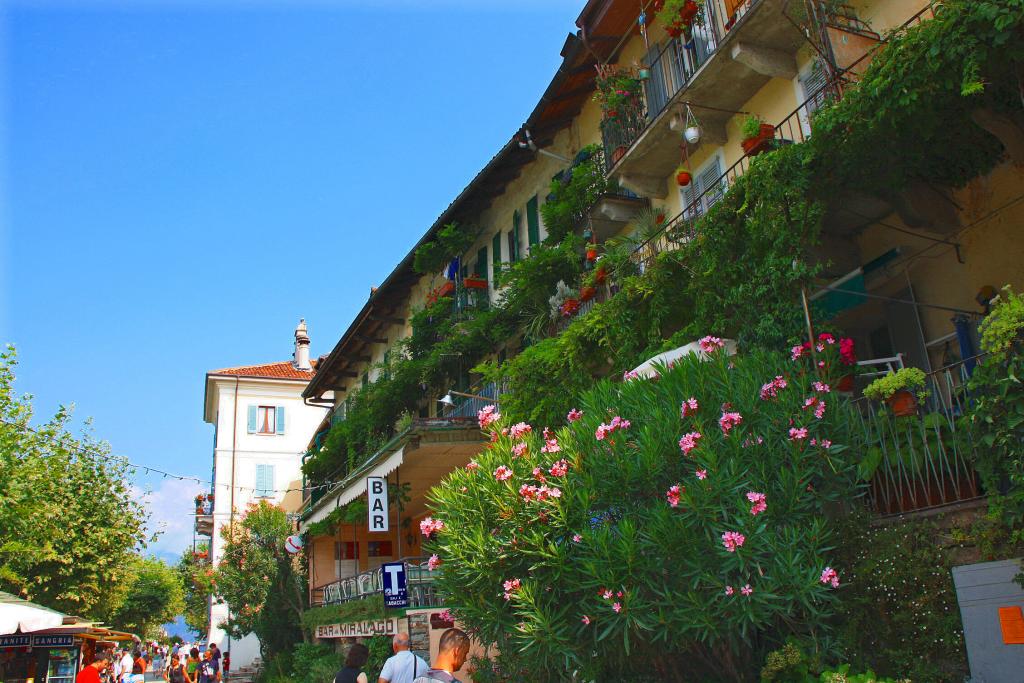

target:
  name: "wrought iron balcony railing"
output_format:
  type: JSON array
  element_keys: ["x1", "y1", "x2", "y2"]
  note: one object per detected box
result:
[{"x1": 312, "y1": 556, "x2": 443, "y2": 609}]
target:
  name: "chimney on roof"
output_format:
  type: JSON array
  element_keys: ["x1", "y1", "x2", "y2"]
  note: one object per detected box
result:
[{"x1": 294, "y1": 319, "x2": 311, "y2": 371}]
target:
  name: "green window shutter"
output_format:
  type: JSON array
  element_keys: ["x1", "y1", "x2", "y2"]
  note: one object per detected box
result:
[
  {"x1": 476, "y1": 246, "x2": 488, "y2": 283},
  {"x1": 526, "y1": 196, "x2": 540, "y2": 248},
  {"x1": 246, "y1": 405, "x2": 257, "y2": 434},
  {"x1": 509, "y1": 211, "x2": 521, "y2": 263},
  {"x1": 491, "y1": 232, "x2": 502, "y2": 281}
]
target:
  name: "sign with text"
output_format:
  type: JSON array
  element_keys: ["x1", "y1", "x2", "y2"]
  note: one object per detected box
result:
[
  {"x1": 315, "y1": 618, "x2": 399, "y2": 639},
  {"x1": 32, "y1": 635, "x2": 74, "y2": 648},
  {"x1": 367, "y1": 477, "x2": 389, "y2": 532},
  {"x1": 0, "y1": 635, "x2": 31, "y2": 649},
  {"x1": 381, "y1": 561, "x2": 408, "y2": 608}
]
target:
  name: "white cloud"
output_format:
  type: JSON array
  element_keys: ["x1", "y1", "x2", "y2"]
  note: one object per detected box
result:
[{"x1": 137, "y1": 477, "x2": 207, "y2": 562}]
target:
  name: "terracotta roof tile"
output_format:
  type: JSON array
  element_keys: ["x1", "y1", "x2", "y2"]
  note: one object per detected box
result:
[{"x1": 209, "y1": 360, "x2": 318, "y2": 381}]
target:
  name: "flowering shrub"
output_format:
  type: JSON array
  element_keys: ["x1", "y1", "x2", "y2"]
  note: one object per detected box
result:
[{"x1": 425, "y1": 347, "x2": 862, "y2": 680}]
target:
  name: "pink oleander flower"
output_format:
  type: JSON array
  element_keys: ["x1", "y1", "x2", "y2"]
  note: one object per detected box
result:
[
  {"x1": 699, "y1": 335, "x2": 725, "y2": 353},
  {"x1": 494, "y1": 465, "x2": 513, "y2": 481},
  {"x1": 509, "y1": 422, "x2": 532, "y2": 439},
  {"x1": 803, "y1": 396, "x2": 818, "y2": 410},
  {"x1": 791, "y1": 344, "x2": 805, "y2": 360},
  {"x1": 759, "y1": 376, "x2": 788, "y2": 400},
  {"x1": 581, "y1": 615, "x2": 591, "y2": 625},
  {"x1": 666, "y1": 484, "x2": 682, "y2": 507},
  {"x1": 420, "y1": 517, "x2": 445, "y2": 537},
  {"x1": 465, "y1": 461, "x2": 479, "y2": 471},
  {"x1": 602, "y1": 589, "x2": 613, "y2": 600},
  {"x1": 532, "y1": 466, "x2": 547, "y2": 481},
  {"x1": 612, "y1": 602, "x2": 622, "y2": 613},
  {"x1": 537, "y1": 485, "x2": 562, "y2": 501},
  {"x1": 540, "y1": 438, "x2": 561, "y2": 454},
  {"x1": 820, "y1": 566, "x2": 840, "y2": 588},
  {"x1": 814, "y1": 401, "x2": 827, "y2": 420},
  {"x1": 679, "y1": 431, "x2": 702, "y2": 456},
  {"x1": 623, "y1": 369, "x2": 639, "y2": 381},
  {"x1": 549, "y1": 459, "x2": 569, "y2": 477},
  {"x1": 512, "y1": 442, "x2": 528, "y2": 458},
  {"x1": 681, "y1": 397, "x2": 699, "y2": 417},
  {"x1": 427, "y1": 554, "x2": 442, "y2": 571},
  {"x1": 741, "y1": 584, "x2": 753, "y2": 596},
  {"x1": 789, "y1": 427, "x2": 809, "y2": 441},
  {"x1": 567, "y1": 408, "x2": 583, "y2": 422},
  {"x1": 820, "y1": 439, "x2": 832, "y2": 449},
  {"x1": 477, "y1": 404, "x2": 501, "y2": 429},
  {"x1": 722, "y1": 531, "x2": 746, "y2": 552},
  {"x1": 502, "y1": 578, "x2": 521, "y2": 601},
  {"x1": 719, "y1": 411, "x2": 743, "y2": 435},
  {"x1": 596, "y1": 416, "x2": 631, "y2": 440},
  {"x1": 746, "y1": 491, "x2": 767, "y2": 516},
  {"x1": 696, "y1": 469, "x2": 707, "y2": 480},
  {"x1": 819, "y1": 332, "x2": 836, "y2": 345},
  {"x1": 519, "y1": 484, "x2": 538, "y2": 501},
  {"x1": 840, "y1": 337, "x2": 856, "y2": 365},
  {"x1": 813, "y1": 381, "x2": 831, "y2": 393},
  {"x1": 724, "y1": 585, "x2": 734, "y2": 596},
  {"x1": 572, "y1": 534, "x2": 582, "y2": 543}
]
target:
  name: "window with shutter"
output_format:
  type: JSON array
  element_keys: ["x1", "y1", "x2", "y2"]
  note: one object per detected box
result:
[
  {"x1": 257, "y1": 406, "x2": 276, "y2": 434},
  {"x1": 797, "y1": 60, "x2": 830, "y2": 137},
  {"x1": 492, "y1": 232, "x2": 502, "y2": 272},
  {"x1": 254, "y1": 464, "x2": 274, "y2": 498},
  {"x1": 526, "y1": 196, "x2": 540, "y2": 248},
  {"x1": 247, "y1": 405, "x2": 257, "y2": 434},
  {"x1": 646, "y1": 42, "x2": 668, "y2": 117},
  {"x1": 680, "y1": 154, "x2": 726, "y2": 220},
  {"x1": 276, "y1": 406, "x2": 285, "y2": 434}
]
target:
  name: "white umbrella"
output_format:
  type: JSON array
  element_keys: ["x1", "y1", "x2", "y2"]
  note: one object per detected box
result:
[
  {"x1": 630, "y1": 339, "x2": 738, "y2": 378},
  {"x1": 0, "y1": 592, "x2": 66, "y2": 635}
]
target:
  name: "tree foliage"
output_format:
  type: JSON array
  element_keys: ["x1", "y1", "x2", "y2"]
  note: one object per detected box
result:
[
  {"x1": 213, "y1": 501, "x2": 306, "y2": 658},
  {"x1": 426, "y1": 346, "x2": 863, "y2": 681},
  {"x1": 178, "y1": 546, "x2": 213, "y2": 638},
  {"x1": 0, "y1": 346, "x2": 150, "y2": 617},
  {"x1": 105, "y1": 556, "x2": 185, "y2": 640}
]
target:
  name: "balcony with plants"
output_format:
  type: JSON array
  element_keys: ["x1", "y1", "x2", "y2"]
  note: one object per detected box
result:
[{"x1": 601, "y1": 0, "x2": 810, "y2": 190}]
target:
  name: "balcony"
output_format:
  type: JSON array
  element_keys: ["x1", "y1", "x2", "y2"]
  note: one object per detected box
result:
[
  {"x1": 194, "y1": 493, "x2": 214, "y2": 536},
  {"x1": 561, "y1": 148, "x2": 647, "y2": 241},
  {"x1": 310, "y1": 556, "x2": 443, "y2": 609},
  {"x1": 854, "y1": 358, "x2": 984, "y2": 517},
  {"x1": 440, "y1": 381, "x2": 504, "y2": 419},
  {"x1": 604, "y1": 0, "x2": 807, "y2": 196}
]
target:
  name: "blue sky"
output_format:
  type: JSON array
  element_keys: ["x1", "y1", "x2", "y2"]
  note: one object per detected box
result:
[{"x1": 2, "y1": 0, "x2": 581, "y2": 558}]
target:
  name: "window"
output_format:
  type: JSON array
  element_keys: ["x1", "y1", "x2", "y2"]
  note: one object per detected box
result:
[
  {"x1": 526, "y1": 196, "x2": 541, "y2": 248},
  {"x1": 254, "y1": 463, "x2": 275, "y2": 498},
  {"x1": 492, "y1": 232, "x2": 502, "y2": 272},
  {"x1": 796, "y1": 60, "x2": 830, "y2": 137},
  {"x1": 680, "y1": 153, "x2": 726, "y2": 220},
  {"x1": 247, "y1": 405, "x2": 285, "y2": 435},
  {"x1": 507, "y1": 211, "x2": 522, "y2": 263}
]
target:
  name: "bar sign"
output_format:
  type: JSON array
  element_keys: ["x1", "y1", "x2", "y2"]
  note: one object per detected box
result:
[{"x1": 367, "y1": 477, "x2": 389, "y2": 532}]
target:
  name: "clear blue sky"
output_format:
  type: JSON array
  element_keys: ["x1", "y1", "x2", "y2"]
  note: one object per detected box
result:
[{"x1": 2, "y1": 0, "x2": 581, "y2": 557}]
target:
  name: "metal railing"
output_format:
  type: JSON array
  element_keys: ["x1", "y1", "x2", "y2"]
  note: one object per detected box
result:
[
  {"x1": 314, "y1": 556, "x2": 443, "y2": 609},
  {"x1": 441, "y1": 381, "x2": 504, "y2": 419},
  {"x1": 854, "y1": 358, "x2": 983, "y2": 516},
  {"x1": 601, "y1": 0, "x2": 742, "y2": 170}
]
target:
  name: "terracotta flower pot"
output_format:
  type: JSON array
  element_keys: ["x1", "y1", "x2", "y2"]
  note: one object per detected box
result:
[
  {"x1": 586, "y1": 248, "x2": 598, "y2": 261},
  {"x1": 594, "y1": 267, "x2": 608, "y2": 285},
  {"x1": 837, "y1": 374, "x2": 855, "y2": 392},
  {"x1": 886, "y1": 389, "x2": 918, "y2": 417},
  {"x1": 463, "y1": 277, "x2": 488, "y2": 290},
  {"x1": 580, "y1": 286, "x2": 597, "y2": 302},
  {"x1": 561, "y1": 298, "x2": 581, "y2": 317},
  {"x1": 741, "y1": 123, "x2": 776, "y2": 156},
  {"x1": 676, "y1": 170, "x2": 692, "y2": 187}
]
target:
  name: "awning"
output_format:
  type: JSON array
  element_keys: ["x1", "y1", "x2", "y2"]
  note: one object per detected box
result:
[
  {"x1": 0, "y1": 592, "x2": 66, "y2": 635},
  {"x1": 303, "y1": 446, "x2": 405, "y2": 527}
]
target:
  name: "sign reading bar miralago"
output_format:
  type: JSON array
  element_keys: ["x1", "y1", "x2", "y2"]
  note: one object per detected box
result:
[{"x1": 316, "y1": 618, "x2": 399, "y2": 639}]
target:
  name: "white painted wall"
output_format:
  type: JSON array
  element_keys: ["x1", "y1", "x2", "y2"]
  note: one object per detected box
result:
[{"x1": 204, "y1": 374, "x2": 327, "y2": 669}]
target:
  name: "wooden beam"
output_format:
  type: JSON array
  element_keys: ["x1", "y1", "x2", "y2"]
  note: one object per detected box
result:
[
  {"x1": 551, "y1": 82, "x2": 596, "y2": 103},
  {"x1": 368, "y1": 314, "x2": 406, "y2": 326},
  {"x1": 335, "y1": 371, "x2": 358, "y2": 379},
  {"x1": 356, "y1": 334, "x2": 387, "y2": 345}
]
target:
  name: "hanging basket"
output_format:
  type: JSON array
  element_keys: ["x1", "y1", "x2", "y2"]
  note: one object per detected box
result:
[
  {"x1": 676, "y1": 169, "x2": 692, "y2": 187},
  {"x1": 586, "y1": 248, "x2": 599, "y2": 262},
  {"x1": 463, "y1": 277, "x2": 488, "y2": 290}
]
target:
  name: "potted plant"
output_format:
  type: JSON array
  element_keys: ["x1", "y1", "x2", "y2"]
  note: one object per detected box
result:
[
  {"x1": 586, "y1": 245, "x2": 599, "y2": 262},
  {"x1": 676, "y1": 167, "x2": 692, "y2": 187},
  {"x1": 580, "y1": 285, "x2": 597, "y2": 302},
  {"x1": 594, "y1": 66, "x2": 642, "y2": 124},
  {"x1": 463, "y1": 274, "x2": 488, "y2": 290},
  {"x1": 863, "y1": 367, "x2": 929, "y2": 417},
  {"x1": 561, "y1": 297, "x2": 581, "y2": 317},
  {"x1": 437, "y1": 280, "x2": 456, "y2": 298},
  {"x1": 657, "y1": 0, "x2": 704, "y2": 38},
  {"x1": 740, "y1": 114, "x2": 776, "y2": 156}
]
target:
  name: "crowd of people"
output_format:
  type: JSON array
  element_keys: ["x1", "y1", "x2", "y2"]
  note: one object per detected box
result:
[
  {"x1": 336, "y1": 628, "x2": 471, "y2": 683},
  {"x1": 75, "y1": 642, "x2": 229, "y2": 683}
]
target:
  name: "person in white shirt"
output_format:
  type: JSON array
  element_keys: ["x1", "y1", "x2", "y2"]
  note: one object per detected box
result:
[
  {"x1": 118, "y1": 650, "x2": 135, "y2": 683},
  {"x1": 377, "y1": 633, "x2": 428, "y2": 683}
]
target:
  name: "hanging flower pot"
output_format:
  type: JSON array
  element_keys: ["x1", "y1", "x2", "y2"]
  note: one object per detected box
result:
[
  {"x1": 437, "y1": 281, "x2": 456, "y2": 298},
  {"x1": 638, "y1": 67, "x2": 651, "y2": 81},
  {"x1": 886, "y1": 390, "x2": 919, "y2": 417},
  {"x1": 678, "y1": 0, "x2": 699, "y2": 24},
  {"x1": 676, "y1": 168, "x2": 692, "y2": 187},
  {"x1": 586, "y1": 247, "x2": 598, "y2": 262},
  {"x1": 594, "y1": 266, "x2": 608, "y2": 284},
  {"x1": 463, "y1": 277, "x2": 488, "y2": 290},
  {"x1": 580, "y1": 286, "x2": 597, "y2": 302}
]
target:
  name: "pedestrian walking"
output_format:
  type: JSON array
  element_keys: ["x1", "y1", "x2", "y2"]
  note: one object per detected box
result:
[
  {"x1": 198, "y1": 648, "x2": 221, "y2": 683},
  {"x1": 77, "y1": 649, "x2": 113, "y2": 683},
  {"x1": 118, "y1": 650, "x2": 135, "y2": 683},
  {"x1": 377, "y1": 633, "x2": 428, "y2": 683},
  {"x1": 185, "y1": 648, "x2": 201, "y2": 683},
  {"x1": 164, "y1": 654, "x2": 190, "y2": 683},
  {"x1": 412, "y1": 629, "x2": 469, "y2": 683},
  {"x1": 221, "y1": 652, "x2": 229, "y2": 681},
  {"x1": 334, "y1": 643, "x2": 369, "y2": 683}
]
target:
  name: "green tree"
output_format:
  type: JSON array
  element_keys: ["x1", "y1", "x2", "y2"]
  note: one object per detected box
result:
[
  {"x1": 177, "y1": 546, "x2": 213, "y2": 637},
  {"x1": 213, "y1": 501, "x2": 306, "y2": 659},
  {"x1": 105, "y1": 556, "x2": 185, "y2": 640},
  {"x1": 0, "y1": 346, "x2": 150, "y2": 617}
]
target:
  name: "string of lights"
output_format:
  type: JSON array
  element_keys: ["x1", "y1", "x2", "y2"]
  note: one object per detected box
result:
[{"x1": 0, "y1": 417, "x2": 354, "y2": 496}]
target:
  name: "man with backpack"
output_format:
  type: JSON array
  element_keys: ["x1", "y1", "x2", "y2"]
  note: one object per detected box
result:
[
  {"x1": 377, "y1": 632, "x2": 428, "y2": 683},
  {"x1": 412, "y1": 629, "x2": 470, "y2": 683}
]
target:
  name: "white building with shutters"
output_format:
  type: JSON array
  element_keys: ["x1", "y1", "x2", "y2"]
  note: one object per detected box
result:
[{"x1": 201, "y1": 320, "x2": 329, "y2": 668}]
